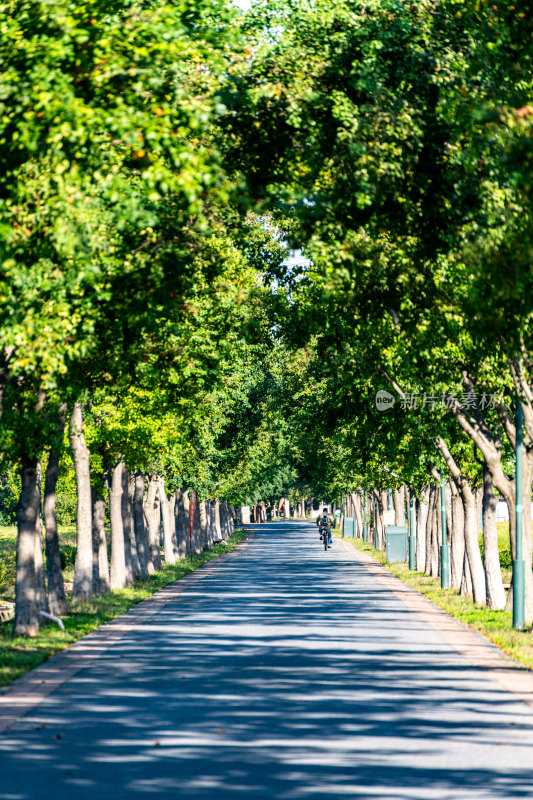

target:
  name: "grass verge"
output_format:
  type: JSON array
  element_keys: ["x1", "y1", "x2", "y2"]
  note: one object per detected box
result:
[
  {"x1": 335, "y1": 533, "x2": 533, "y2": 671},
  {"x1": 0, "y1": 530, "x2": 246, "y2": 688}
]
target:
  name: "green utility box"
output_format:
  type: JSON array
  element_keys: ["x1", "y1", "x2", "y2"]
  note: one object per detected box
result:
[
  {"x1": 385, "y1": 525, "x2": 407, "y2": 563},
  {"x1": 343, "y1": 517, "x2": 355, "y2": 538}
]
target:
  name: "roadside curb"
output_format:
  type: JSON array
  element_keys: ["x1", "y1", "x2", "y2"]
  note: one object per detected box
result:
[
  {"x1": 336, "y1": 535, "x2": 533, "y2": 710},
  {"x1": 0, "y1": 530, "x2": 254, "y2": 734}
]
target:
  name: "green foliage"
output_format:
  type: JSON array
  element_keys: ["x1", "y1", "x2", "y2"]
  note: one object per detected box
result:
[{"x1": 0, "y1": 469, "x2": 18, "y2": 525}]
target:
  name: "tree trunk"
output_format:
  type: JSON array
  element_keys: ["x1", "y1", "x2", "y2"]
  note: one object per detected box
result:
[
  {"x1": 392, "y1": 487, "x2": 405, "y2": 526},
  {"x1": 193, "y1": 495, "x2": 202, "y2": 554},
  {"x1": 109, "y1": 462, "x2": 127, "y2": 590},
  {"x1": 429, "y1": 486, "x2": 441, "y2": 578},
  {"x1": 415, "y1": 488, "x2": 429, "y2": 572},
  {"x1": 199, "y1": 500, "x2": 209, "y2": 551},
  {"x1": 44, "y1": 447, "x2": 67, "y2": 616},
  {"x1": 122, "y1": 468, "x2": 140, "y2": 580},
  {"x1": 175, "y1": 488, "x2": 189, "y2": 557},
  {"x1": 425, "y1": 486, "x2": 436, "y2": 576},
  {"x1": 120, "y1": 466, "x2": 134, "y2": 585},
  {"x1": 460, "y1": 549, "x2": 473, "y2": 598},
  {"x1": 91, "y1": 488, "x2": 110, "y2": 594},
  {"x1": 159, "y1": 477, "x2": 176, "y2": 564},
  {"x1": 144, "y1": 475, "x2": 162, "y2": 570},
  {"x1": 460, "y1": 482, "x2": 486, "y2": 605},
  {"x1": 13, "y1": 458, "x2": 42, "y2": 636},
  {"x1": 220, "y1": 503, "x2": 227, "y2": 539},
  {"x1": 169, "y1": 493, "x2": 179, "y2": 559},
  {"x1": 482, "y1": 463, "x2": 506, "y2": 610},
  {"x1": 353, "y1": 493, "x2": 362, "y2": 538},
  {"x1": 34, "y1": 462, "x2": 48, "y2": 618},
  {"x1": 70, "y1": 403, "x2": 94, "y2": 603},
  {"x1": 133, "y1": 473, "x2": 151, "y2": 576},
  {"x1": 450, "y1": 480, "x2": 465, "y2": 590},
  {"x1": 214, "y1": 499, "x2": 222, "y2": 539}
]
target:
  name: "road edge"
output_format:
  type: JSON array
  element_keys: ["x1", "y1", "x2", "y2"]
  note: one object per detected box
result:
[
  {"x1": 0, "y1": 529, "x2": 255, "y2": 734},
  {"x1": 336, "y1": 535, "x2": 533, "y2": 710}
]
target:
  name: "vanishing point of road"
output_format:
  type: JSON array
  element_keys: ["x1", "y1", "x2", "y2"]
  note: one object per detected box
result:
[{"x1": 2, "y1": 520, "x2": 533, "y2": 799}]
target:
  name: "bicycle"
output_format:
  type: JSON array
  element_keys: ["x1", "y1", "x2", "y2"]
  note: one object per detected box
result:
[{"x1": 319, "y1": 524, "x2": 331, "y2": 550}]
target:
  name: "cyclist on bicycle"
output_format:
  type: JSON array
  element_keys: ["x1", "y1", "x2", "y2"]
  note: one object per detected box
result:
[{"x1": 316, "y1": 507, "x2": 333, "y2": 547}]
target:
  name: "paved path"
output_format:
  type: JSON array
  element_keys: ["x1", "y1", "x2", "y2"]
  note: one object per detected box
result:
[{"x1": 2, "y1": 521, "x2": 533, "y2": 799}]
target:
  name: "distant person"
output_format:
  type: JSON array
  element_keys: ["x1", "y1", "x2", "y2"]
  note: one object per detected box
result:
[{"x1": 316, "y1": 507, "x2": 333, "y2": 547}]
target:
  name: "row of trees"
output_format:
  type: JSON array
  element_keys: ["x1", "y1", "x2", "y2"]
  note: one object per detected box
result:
[
  {"x1": 5, "y1": 0, "x2": 533, "y2": 635},
  {"x1": 0, "y1": 0, "x2": 307, "y2": 636},
  {"x1": 221, "y1": 0, "x2": 533, "y2": 620}
]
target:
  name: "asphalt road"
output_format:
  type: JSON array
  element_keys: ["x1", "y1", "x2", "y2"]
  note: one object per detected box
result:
[{"x1": 2, "y1": 521, "x2": 533, "y2": 799}]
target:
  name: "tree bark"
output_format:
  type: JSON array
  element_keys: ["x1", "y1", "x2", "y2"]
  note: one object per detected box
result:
[
  {"x1": 482, "y1": 463, "x2": 506, "y2": 610},
  {"x1": 120, "y1": 466, "x2": 134, "y2": 584},
  {"x1": 415, "y1": 488, "x2": 429, "y2": 572},
  {"x1": 34, "y1": 463, "x2": 48, "y2": 620},
  {"x1": 214, "y1": 499, "x2": 222, "y2": 540},
  {"x1": 144, "y1": 474, "x2": 162, "y2": 570},
  {"x1": 353, "y1": 493, "x2": 363, "y2": 538},
  {"x1": 122, "y1": 469, "x2": 140, "y2": 580},
  {"x1": 460, "y1": 549, "x2": 473, "y2": 598},
  {"x1": 425, "y1": 485, "x2": 436, "y2": 576},
  {"x1": 91, "y1": 488, "x2": 109, "y2": 594},
  {"x1": 44, "y1": 445, "x2": 67, "y2": 616},
  {"x1": 176, "y1": 488, "x2": 190, "y2": 557},
  {"x1": 193, "y1": 495, "x2": 202, "y2": 554},
  {"x1": 70, "y1": 403, "x2": 94, "y2": 603},
  {"x1": 392, "y1": 487, "x2": 405, "y2": 526},
  {"x1": 169, "y1": 493, "x2": 179, "y2": 559},
  {"x1": 14, "y1": 458, "x2": 42, "y2": 636},
  {"x1": 133, "y1": 473, "x2": 151, "y2": 576},
  {"x1": 450, "y1": 480, "x2": 465, "y2": 590},
  {"x1": 159, "y1": 477, "x2": 176, "y2": 564},
  {"x1": 460, "y1": 483, "x2": 486, "y2": 605},
  {"x1": 109, "y1": 462, "x2": 127, "y2": 590},
  {"x1": 199, "y1": 500, "x2": 209, "y2": 551}
]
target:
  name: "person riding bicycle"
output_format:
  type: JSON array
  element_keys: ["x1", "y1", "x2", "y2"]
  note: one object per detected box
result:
[{"x1": 316, "y1": 507, "x2": 333, "y2": 547}]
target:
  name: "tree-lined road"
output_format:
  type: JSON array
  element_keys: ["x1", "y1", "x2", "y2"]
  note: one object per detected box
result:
[{"x1": 2, "y1": 521, "x2": 533, "y2": 799}]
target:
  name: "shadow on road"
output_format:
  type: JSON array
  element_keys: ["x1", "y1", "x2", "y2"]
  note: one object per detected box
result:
[{"x1": 1, "y1": 521, "x2": 533, "y2": 799}]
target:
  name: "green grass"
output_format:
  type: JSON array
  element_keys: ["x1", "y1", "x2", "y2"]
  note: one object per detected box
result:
[
  {"x1": 336, "y1": 533, "x2": 533, "y2": 671},
  {"x1": 0, "y1": 530, "x2": 246, "y2": 687},
  {"x1": 0, "y1": 525, "x2": 78, "y2": 603}
]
